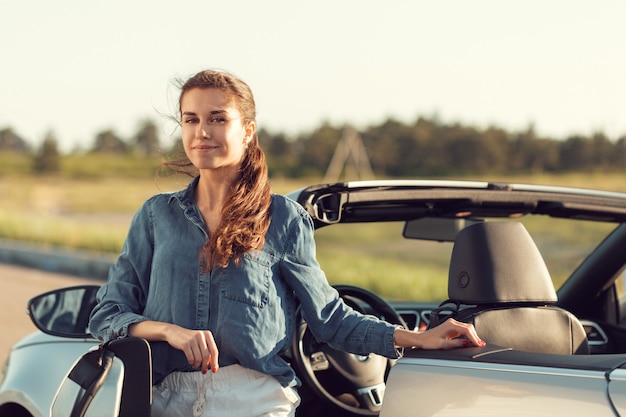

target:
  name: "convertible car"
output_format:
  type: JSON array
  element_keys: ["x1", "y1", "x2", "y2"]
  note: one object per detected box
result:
[{"x1": 1, "y1": 179, "x2": 626, "y2": 417}]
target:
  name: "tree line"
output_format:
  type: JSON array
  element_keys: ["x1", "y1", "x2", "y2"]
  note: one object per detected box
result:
[
  {"x1": 263, "y1": 117, "x2": 626, "y2": 178},
  {"x1": 1, "y1": 116, "x2": 625, "y2": 178}
]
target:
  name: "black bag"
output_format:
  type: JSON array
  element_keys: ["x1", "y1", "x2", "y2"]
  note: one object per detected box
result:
[{"x1": 50, "y1": 337, "x2": 152, "y2": 417}]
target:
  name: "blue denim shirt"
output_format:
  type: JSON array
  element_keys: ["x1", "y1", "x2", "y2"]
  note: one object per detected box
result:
[{"x1": 88, "y1": 177, "x2": 400, "y2": 387}]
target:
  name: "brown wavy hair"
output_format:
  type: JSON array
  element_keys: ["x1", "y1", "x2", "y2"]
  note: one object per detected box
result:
[{"x1": 162, "y1": 69, "x2": 272, "y2": 270}]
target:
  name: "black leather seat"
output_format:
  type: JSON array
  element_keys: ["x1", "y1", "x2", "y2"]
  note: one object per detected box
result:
[{"x1": 443, "y1": 221, "x2": 589, "y2": 355}]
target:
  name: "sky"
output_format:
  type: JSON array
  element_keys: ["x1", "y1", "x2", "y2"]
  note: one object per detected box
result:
[{"x1": 1, "y1": 0, "x2": 625, "y2": 152}]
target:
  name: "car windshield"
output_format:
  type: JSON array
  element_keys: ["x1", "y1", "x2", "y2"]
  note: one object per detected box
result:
[{"x1": 314, "y1": 216, "x2": 619, "y2": 302}]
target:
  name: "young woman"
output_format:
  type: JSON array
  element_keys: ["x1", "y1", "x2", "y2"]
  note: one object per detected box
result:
[{"x1": 88, "y1": 69, "x2": 484, "y2": 417}]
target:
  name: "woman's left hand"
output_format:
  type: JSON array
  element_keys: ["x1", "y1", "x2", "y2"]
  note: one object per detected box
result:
[{"x1": 394, "y1": 318, "x2": 486, "y2": 350}]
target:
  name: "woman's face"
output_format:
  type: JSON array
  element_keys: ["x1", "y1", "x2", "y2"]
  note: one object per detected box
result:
[{"x1": 180, "y1": 88, "x2": 255, "y2": 173}]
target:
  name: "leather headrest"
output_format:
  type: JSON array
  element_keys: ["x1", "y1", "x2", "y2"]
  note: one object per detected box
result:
[{"x1": 448, "y1": 221, "x2": 557, "y2": 304}]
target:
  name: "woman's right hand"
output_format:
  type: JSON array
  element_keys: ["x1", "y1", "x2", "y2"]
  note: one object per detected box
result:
[
  {"x1": 165, "y1": 325, "x2": 220, "y2": 374},
  {"x1": 129, "y1": 321, "x2": 220, "y2": 374}
]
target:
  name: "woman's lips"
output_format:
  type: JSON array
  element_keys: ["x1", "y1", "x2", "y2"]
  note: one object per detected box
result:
[{"x1": 194, "y1": 144, "x2": 218, "y2": 151}]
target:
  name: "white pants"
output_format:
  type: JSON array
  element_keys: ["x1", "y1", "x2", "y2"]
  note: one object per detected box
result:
[{"x1": 151, "y1": 365, "x2": 300, "y2": 417}]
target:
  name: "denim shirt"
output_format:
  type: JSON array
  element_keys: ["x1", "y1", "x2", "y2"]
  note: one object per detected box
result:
[{"x1": 88, "y1": 177, "x2": 400, "y2": 387}]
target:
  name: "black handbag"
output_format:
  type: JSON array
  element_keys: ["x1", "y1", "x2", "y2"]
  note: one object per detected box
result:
[{"x1": 50, "y1": 337, "x2": 152, "y2": 417}]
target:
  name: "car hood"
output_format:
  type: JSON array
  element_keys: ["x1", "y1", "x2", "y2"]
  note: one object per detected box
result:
[{"x1": 10, "y1": 331, "x2": 98, "y2": 350}]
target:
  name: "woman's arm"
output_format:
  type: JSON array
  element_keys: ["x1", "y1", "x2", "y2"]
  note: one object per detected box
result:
[{"x1": 129, "y1": 321, "x2": 220, "y2": 374}]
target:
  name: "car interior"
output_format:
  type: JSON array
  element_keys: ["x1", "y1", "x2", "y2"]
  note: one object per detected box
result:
[{"x1": 399, "y1": 219, "x2": 626, "y2": 381}]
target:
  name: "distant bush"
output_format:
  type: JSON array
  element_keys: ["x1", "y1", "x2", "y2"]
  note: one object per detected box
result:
[
  {"x1": 61, "y1": 153, "x2": 164, "y2": 179},
  {"x1": 0, "y1": 151, "x2": 168, "y2": 179},
  {"x1": 0, "y1": 152, "x2": 32, "y2": 176}
]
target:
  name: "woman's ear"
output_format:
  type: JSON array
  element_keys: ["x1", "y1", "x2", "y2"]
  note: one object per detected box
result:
[{"x1": 243, "y1": 120, "x2": 257, "y2": 145}]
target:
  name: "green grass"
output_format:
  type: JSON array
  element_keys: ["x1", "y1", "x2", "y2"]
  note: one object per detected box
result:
[
  {"x1": 314, "y1": 221, "x2": 454, "y2": 300},
  {"x1": 0, "y1": 209, "x2": 128, "y2": 253}
]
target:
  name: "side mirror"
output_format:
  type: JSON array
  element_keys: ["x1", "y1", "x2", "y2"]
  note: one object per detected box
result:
[{"x1": 27, "y1": 285, "x2": 101, "y2": 338}]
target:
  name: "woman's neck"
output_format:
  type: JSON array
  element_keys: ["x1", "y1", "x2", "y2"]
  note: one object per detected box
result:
[{"x1": 194, "y1": 172, "x2": 235, "y2": 232}]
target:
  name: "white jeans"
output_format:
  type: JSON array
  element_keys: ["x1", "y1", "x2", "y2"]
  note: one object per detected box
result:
[{"x1": 151, "y1": 365, "x2": 300, "y2": 417}]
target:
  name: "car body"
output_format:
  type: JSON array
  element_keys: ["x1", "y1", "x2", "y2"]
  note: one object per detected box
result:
[{"x1": 1, "y1": 179, "x2": 626, "y2": 417}]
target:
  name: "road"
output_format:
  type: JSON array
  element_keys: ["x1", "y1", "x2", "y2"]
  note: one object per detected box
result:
[{"x1": 0, "y1": 263, "x2": 104, "y2": 367}]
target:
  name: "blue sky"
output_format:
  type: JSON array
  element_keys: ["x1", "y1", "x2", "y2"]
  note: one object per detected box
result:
[{"x1": 1, "y1": 0, "x2": 625, "y2": 152}]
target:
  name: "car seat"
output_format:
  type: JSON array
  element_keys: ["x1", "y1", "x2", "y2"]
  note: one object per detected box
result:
[{"x1": 430, "y1": 221, "x2": 589, "y2": 355}]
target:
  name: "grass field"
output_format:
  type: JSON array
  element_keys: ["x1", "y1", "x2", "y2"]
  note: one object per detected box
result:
[{"x1": 1, "y1": 172, "x2": 625, "y2": 300}]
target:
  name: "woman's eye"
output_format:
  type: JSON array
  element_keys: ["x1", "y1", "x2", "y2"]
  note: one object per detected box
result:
[
  {"x1": 209, "y1": 117, "x2": 226, "y2": 124},
  {"x1": 184, "y1": 118, "x2": 198, "y2": 124}
]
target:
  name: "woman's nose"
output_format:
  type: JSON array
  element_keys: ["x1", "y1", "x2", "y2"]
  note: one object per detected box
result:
[{"x1": 197, "y1": 124, "x2": 209, "y2": 139}]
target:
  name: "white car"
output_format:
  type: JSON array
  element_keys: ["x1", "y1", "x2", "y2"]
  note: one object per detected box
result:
[{"x1": 2, "y1": 179, "x2": 626, "y2": 417}]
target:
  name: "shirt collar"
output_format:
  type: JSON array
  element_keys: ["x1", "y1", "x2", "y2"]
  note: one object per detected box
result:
[{"x1": 167, "y1": 175, "x2": 199, "y2": 207}]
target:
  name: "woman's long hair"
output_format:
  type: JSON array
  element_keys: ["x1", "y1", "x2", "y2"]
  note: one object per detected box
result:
[{"x1": 162, "y1": 69, "x2": 272, "y2": 270}]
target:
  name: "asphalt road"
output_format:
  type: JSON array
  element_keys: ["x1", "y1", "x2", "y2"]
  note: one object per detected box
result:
[{"x1": 0, "y1": 263, "x2": 104, "y2": 367}]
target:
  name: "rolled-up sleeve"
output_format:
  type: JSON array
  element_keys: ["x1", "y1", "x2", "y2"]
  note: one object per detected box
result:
[{"x1": 88, "y1": 200, "x2": 155, "y2": 342}]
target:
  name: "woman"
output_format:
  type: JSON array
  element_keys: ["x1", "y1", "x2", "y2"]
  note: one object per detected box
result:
[{"x1": 88, "y1": 69, "x2": 484, "y2": 417}]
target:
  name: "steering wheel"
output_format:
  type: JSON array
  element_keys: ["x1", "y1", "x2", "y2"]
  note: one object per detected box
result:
[{"x1": 291, "y1": 285, "x2": 408, "y2": 416}]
